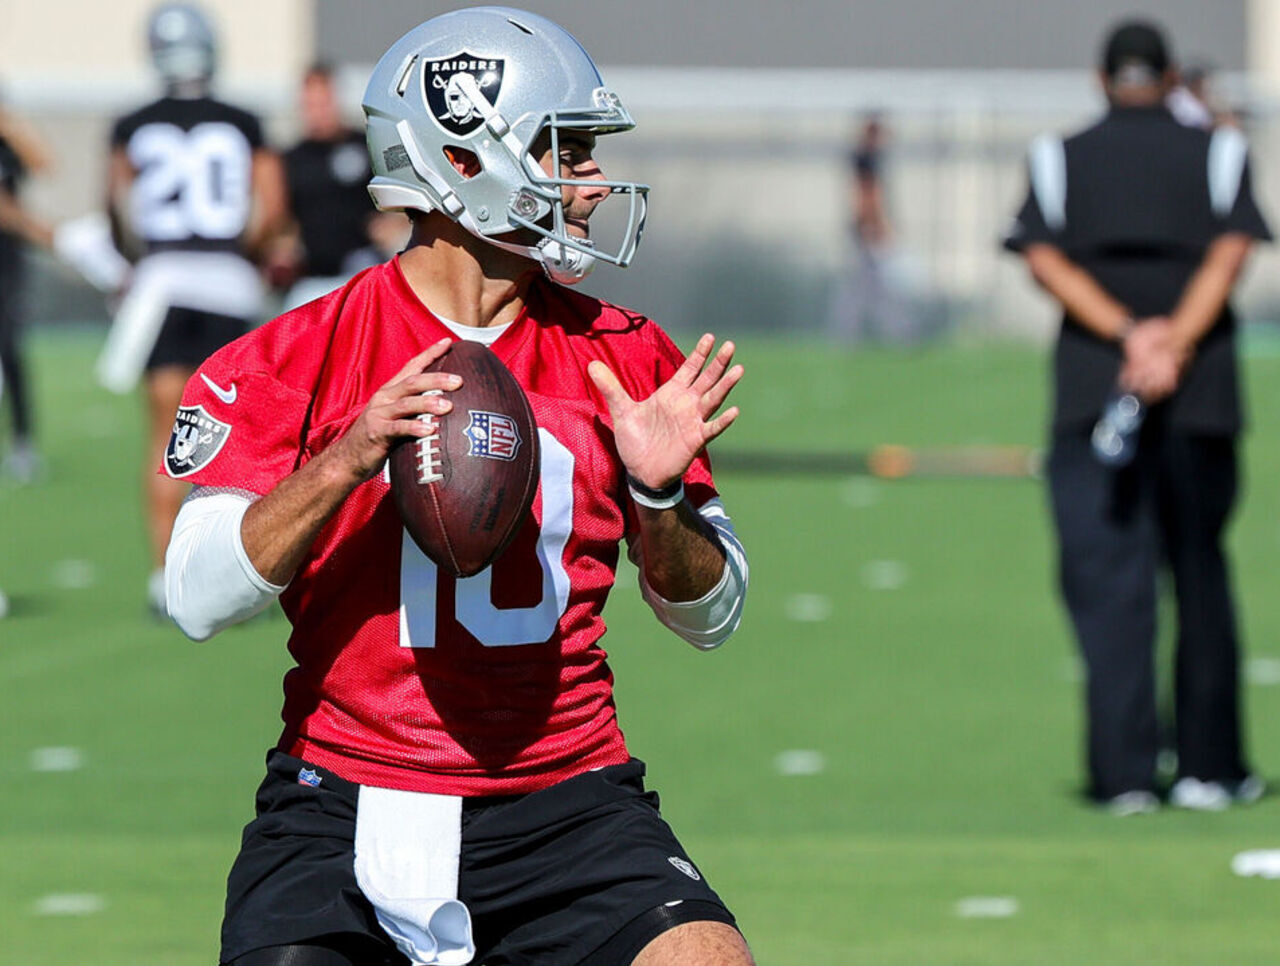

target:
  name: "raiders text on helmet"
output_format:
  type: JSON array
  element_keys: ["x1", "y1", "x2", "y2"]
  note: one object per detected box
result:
[{"x1": 362, "y1": 6, "x2": 648, "y2": 284}]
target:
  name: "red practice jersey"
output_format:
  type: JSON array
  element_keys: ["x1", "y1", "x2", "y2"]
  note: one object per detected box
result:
[{"x1": 168, "y1": 259, "x2": 719, "y2": 795}]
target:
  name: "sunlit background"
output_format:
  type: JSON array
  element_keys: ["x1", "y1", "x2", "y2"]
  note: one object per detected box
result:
[{"x1": 5, "y1": 2, "x2": 1280, "y2": 964}]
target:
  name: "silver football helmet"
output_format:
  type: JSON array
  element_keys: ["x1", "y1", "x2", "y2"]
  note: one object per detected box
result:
[
  {"x1": 148, "y1": 3, "x2": 216, "y2": 88},
  {"x1": 363, "y1": 6, "x2": 648, "y2": 284}
]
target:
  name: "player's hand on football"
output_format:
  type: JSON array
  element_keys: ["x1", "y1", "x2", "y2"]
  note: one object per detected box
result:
[
  {"x1": 588, "y1": 333, "x2": 743, "y2": 491},
  {"x1": 332, "y1": 338, "x2": 461, "y2": 482}
]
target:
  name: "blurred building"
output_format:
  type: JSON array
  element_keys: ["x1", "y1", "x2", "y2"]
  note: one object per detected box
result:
[{"x1": 5, "y1": 0, "x2": 1280, "y2": 339}]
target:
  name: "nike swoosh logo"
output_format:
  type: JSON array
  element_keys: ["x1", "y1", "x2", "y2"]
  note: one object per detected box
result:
[{"x1": 200, "y1": 373, "x2": 237, "y2": 405}]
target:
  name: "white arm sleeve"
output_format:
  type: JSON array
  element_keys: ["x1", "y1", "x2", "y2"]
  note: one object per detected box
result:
[
  {"x1": 165, "y1": 490, "x2": 286, "y2": 642},
  {"x1": 630, "y1": 498, "x2": 748, "y2": 651}
]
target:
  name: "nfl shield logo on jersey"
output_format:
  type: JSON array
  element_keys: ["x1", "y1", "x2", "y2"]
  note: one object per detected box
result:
[
  {"x1": 424, "y1": 52, "x2": 505, "y2": 136},
  {"x1": 165, "y1": 405, "x2": 232, "y2": 478},
  {"x1": 464, "y1": 410, "x2": 522, "y2": 461}
]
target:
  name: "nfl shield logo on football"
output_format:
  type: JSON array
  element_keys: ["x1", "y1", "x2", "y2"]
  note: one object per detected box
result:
[
  {"x1": 423, "y1": 52, "x2": 505, "y2": 136},
  {"x1": 464, "y1": 410, "x2": 522, "y2": 462},
  {"x1": 165, "y1": 405, "x2": 232, "y2": 478}
]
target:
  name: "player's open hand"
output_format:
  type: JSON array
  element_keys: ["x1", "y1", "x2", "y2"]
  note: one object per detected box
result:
[
  {"x1": 588, "y1": 333, "x2": 743, "y2": 491},
  {"x1": 332, "y1": 338, "x2": 461, "y2": 482}
]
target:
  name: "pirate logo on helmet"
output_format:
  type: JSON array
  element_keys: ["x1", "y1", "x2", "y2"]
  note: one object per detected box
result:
[{"x1": 424, "y1": 52, "x2": 505, "y2": 136}]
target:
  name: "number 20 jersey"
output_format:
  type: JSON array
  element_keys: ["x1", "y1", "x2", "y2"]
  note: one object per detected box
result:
[
  {"x1": 171, "y1": 259, "x2": 720, "y2": 795},
  {"x1": 111, "y1": 96, "x2": 263, "y2": 254}
]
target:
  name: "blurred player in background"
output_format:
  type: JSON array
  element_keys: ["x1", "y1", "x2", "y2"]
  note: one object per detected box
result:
[
  {"x1": 106, "y1": 1, "x2": 284, "y2": 614},
  {"x1": 163, "y1": 7, "x2": 752, "y2": 964},
  {"x1": 0, "y1": 100, "x2": 55, "y2": 483},
  {"x1": 826, "y1": 113, "x2": 915, "y2": 344},
  {"x1": 1004, "y1": 19, "x2": 1270, "y2": 814},
  {"x1": 269, "y1": 64, "x2": 407, "y2": 311}
]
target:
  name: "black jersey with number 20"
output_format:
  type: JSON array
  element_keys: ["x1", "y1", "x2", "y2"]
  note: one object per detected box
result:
[{"x1": 111, "y1": 96, "x2": 264, "y2": 255}]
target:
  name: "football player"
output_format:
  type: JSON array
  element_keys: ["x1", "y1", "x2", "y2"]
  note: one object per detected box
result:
[
  {"x1": 0, "y1": 101, "x2": 54, "y2": 482},
  {"x1": 106, "y1": 1, "x2": 284, "y2": 614},
  {"x1": 163, "y1": 6, "x2": 753, "y2": 965}
]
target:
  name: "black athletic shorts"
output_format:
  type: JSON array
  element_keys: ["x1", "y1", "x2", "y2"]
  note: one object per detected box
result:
[
  {"x1": 147, "y1": 306, "x2": 249, "y2": 371},
  {"x1": 220, "y1": 751, "x2": 738, "y2": 965}
]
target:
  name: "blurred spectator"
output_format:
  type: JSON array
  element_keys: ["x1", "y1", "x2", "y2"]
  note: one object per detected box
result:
[
  {"x1": 104, "y1": 1, "x2": 285, "y2": 614},
  {"x1": 268, "y1": 64, "x2": 408, "y2": 310},
  {"x1": 826, "y1": 113, "x2": 916, "y2": 344},
  {"x1": 0, "y1": 100, "x2": 55, "y2": 483},
  {"x1": 1167, "y1": 60, "x2": 1217, "y2": 130},
  {"x1": 1004, "y1": 19, "x2": 1270, "y2": 815}
]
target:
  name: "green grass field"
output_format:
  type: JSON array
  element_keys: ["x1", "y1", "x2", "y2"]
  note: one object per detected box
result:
[{"x1": 4, "y1": 328, "x2": 1280, "y2": 965}]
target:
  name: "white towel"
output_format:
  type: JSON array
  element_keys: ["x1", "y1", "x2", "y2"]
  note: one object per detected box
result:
[{"x1": 354, "y1": 785, "x2": 475, "y2": 966}]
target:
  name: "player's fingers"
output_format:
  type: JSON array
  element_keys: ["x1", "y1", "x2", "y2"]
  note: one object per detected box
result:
[
  {"x1": 389, "y1": 416, "x2": 438, "y2": 439},
  {"x1": 702, "y1": 405, "x2": 740, "y2": 442},
  {"x1": 587, "y1": 359, "x2": 634, "y2": 411},
  {"x1": 700, "y1": 363, "x2": 744, "y2": 415},
  {"x1": 673, "y1": 333, "x2": 715, "y2": 386},
  {"x1": 394, "y1": 391, "x2": 453, "y2": 419},
  {"x1": 401, "y1": 371, "x2": 464, "y2": 396},
  {"x1": 388, "y1": 338, "x2": 453, "y2": 386},
  {"x1": 691, "y1": 340, "x2": 735, "y2": 393}
]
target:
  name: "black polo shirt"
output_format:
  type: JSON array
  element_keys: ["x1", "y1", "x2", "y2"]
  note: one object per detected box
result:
[
  {"x1": 1004, "y1": 105, "x2": 1271, "y2": 434},
  {"x1": 283, "y1": 130, "x2": 374, "y2": 276}
]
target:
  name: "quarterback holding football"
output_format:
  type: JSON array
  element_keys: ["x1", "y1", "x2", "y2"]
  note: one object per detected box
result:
[{"x1": 164, "y1": 7, "x2": 751, "y2": 966}]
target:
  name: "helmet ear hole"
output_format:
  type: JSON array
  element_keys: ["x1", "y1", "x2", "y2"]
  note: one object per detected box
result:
[{"x1": 443, "y1": 146, "x2": 482, "y2": 179}]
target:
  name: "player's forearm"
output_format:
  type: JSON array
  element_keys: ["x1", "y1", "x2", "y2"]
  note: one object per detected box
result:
[
  {"x1": 1024, "y1": 244, "x2": 1132, "y2": 341},
  {"x1": 0, "y1": 191, "x2": 52, "y2": 248},
  {"x1": 634, "y1": 501, "x2": 727, "y2": 602},
  {"x1": 241, "y1": 443, "x2": 368, "y2": 585},
  {"x1": 1168, "y1": 234, "x2": 1253, "y2": 355}
]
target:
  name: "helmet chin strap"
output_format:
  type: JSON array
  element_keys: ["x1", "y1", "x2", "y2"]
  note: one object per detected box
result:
[{"x1": 455, "y1": 210, "x2": 597, "y2": 284}]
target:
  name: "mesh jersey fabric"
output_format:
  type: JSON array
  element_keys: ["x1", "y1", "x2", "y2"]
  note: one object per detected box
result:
[
  {"x1": 168, "y1": 258, "x2": 719, "y2": 795},
  {"x1": 111, "y1": 95, "x2": 264, "y2": 256}
]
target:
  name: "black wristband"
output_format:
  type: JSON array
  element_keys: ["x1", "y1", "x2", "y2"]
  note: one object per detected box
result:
[{"x1": 626, "y1": 474, "x2": 684, "y2": 509}]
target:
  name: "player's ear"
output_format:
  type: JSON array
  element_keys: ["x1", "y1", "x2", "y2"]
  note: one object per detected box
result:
[{"x1": 443, "y1": 146, "x2": 481, "y2": 178}]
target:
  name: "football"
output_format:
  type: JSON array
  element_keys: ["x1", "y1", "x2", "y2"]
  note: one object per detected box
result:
[{"x1": 389, "y1": 340, "x2": 540, "y2": 578}]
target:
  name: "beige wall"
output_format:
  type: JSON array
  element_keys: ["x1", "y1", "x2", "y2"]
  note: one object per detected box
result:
[
  {"x1": 2, "y1": 0, "x2": 311, "y2": 100},
  {"x1": 1249, "y1": 0, "x2": 1280, "y2": 96}
]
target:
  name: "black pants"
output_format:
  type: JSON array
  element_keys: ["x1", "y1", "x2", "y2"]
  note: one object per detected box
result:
[
  {"x1": 0, "y1": 244, "x2": 31, "y2": 442},
  {"x1": 1048, "y1": 428, "x2": 1249, "y2": 800}
]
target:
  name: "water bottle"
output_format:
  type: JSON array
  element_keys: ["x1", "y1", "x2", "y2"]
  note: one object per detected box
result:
[{"x1": 1091, "y1": 389, "x2": 1145, "y2": 467}]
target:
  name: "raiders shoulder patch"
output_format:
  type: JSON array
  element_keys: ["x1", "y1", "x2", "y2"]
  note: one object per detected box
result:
[{"x1": 165, "y1": 405, "x2": 232, "y2": 478}]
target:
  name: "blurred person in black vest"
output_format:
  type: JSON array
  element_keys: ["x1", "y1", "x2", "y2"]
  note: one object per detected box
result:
[
  {"x1": 106, "y1": 2, "x2": 285, "y2": 614},
  {"x1": 269, "y1": 64, "x2": 407, "y2": 311},
  {"x1": 0, "y1": 100, "x2": 54, "y2": 483},
  {"x1": 1004, "y1": 19, "x2": 1271, "y2": 815}
]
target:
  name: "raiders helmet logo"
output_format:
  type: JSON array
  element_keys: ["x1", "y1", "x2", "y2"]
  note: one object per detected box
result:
[
  {"x1": 423, "y1": 52, "x2": 505, "y2": 136},
  {"x1": 165, "y1": 405, "x2": 232, "y2": 478}
]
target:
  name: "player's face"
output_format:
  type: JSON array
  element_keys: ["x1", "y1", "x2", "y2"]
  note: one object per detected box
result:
[
  {"x1": 533, "y1": 131, "x2": 609, "y2": 240},
  {"x1": 301, "y1": 74, "x2": 342, "y2": 138}
]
